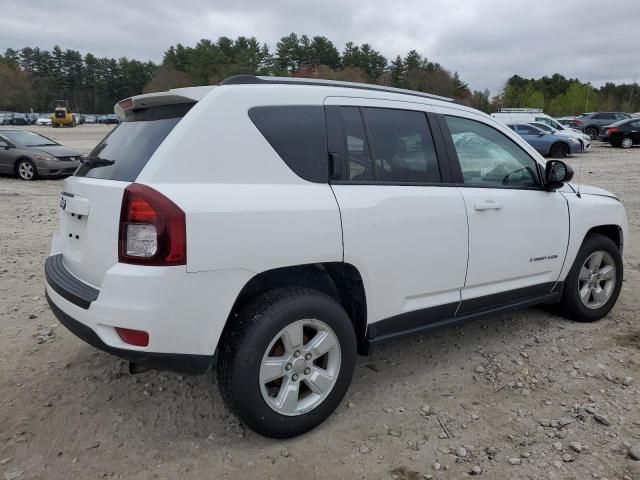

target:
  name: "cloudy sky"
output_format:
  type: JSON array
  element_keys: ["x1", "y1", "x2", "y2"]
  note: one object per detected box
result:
[{"x1": 2, "y1": 0, "x2": 638, "y2": 93}]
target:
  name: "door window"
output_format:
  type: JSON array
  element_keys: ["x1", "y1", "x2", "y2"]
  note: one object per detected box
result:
[
  {"x1": 361, "y1": 108, "x2": 440, "y2": 183},
  {"x1": 516, "y1": 124, "x2": 540, "y2": 135},
  {"x1": 444, "y1": 115, "x2": 540, "y2": 188}
]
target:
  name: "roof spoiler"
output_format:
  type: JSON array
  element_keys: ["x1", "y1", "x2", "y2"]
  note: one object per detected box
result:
[{"x1": 113, "y1": 86, "x2": 215, "y2": 119}]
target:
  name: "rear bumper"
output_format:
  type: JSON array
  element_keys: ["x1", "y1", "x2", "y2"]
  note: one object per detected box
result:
[
  {"x1": 46, "y1": 292, "x2": 211, "y2": 374},
  {"x1": 44, "y1": 252, "x2": 254, "y2": 373}
]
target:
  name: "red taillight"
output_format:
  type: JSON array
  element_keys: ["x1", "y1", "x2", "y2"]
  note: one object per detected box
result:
[
  {"x1": 572, "y1": 119, "x2": 582, "y2": 126},
  {"x1": 118, "y1": 183, "x2": 186, "y2": 266},
  {"x1": 606, "y1": 127, "x2": 619, "y2": 134},
  {"x1": 115, "y1": 327, "x2": 149, "y2": 347}
]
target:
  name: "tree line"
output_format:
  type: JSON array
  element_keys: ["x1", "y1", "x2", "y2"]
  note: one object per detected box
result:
[
  {"x1": 1, "y1": 35, "x2": 638, "y2": 116},
  {"x1": 493, "y1": 73, "x2": 640, "y2": 116}
]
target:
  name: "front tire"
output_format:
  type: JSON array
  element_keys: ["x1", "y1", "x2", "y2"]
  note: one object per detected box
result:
[
  {"x1": 217, "y1": 287, "x2": 357, "y2": 438},
  {"x1": 16, "y1": 159, "x2": 38, "y2": 181},
  {"x1": 550, "y1": 142, "x2": 569, "y2": 158},
  {"x1": 557, "y1": 234, "x2": 623, "y2": 322}
]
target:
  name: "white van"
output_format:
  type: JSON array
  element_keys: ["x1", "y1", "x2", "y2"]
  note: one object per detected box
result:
[{"x1": 491, "y1": 108, "x2": 591, "y2": 150}]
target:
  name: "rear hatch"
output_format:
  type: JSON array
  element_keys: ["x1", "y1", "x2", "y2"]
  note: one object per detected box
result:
[{"x1": 57, "y1": 102, "x2": 194, "y2": 287}]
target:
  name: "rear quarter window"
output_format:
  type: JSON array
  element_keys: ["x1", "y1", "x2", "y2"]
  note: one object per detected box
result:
[{"x1": 249, "y1": 106, "x2": 328, "y2": 183}]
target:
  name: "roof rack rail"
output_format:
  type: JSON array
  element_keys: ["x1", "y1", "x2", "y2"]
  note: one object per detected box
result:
[
  {"x1": 219, "y1": 75, "x2": 454, "y2": 102},
  {"x1": 497, "y1": 108, "x2": 544, "y2": 113}
]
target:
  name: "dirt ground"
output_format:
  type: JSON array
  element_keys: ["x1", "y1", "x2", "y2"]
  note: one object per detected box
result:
[{"x1": 1, "y1": 125, "x2": 639, "y2": 480}]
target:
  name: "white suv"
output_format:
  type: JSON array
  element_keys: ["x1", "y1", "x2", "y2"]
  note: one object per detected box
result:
[{"x1": 45, "y1": 76, "x2": 627, "y2": 438}]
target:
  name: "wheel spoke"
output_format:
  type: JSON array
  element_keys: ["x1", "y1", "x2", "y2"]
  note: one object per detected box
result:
[
  {"x1": 598, "y1": 265, "x2": 615, "y2": 280},
  {"x1": 304, "y1": 330, "x2": 337, "y2": 358},
  {"x1": 276, "y1": 378, "x2": 300, "y2": 412},
  {"x1": 578, "y1": 266, "x2": 590, "y2": 281},
  {"x1": 260, "y1": 357, "x2": 288, "y2": 384},
  {"x1": 589, "y1": 252, "x2": 604, "y2": 270},
  {"x1": 592, "y1": 287, "x2": 606, "y2": 305},
  {"x1": 579, "y1": 285, "x2": 591, "y2": 303},
  {"x1": 304, "y1": 367, "x2": 334, "y2": 395},
  {"x1": 281, "y1": 322, "x2": 304, "y2": 352}
]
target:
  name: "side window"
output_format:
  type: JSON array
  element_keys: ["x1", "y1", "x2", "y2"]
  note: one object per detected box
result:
[
  {"x1": 517, "y1": 125, "x2": 538, "y2": 135},
  {"x1": 361, "y1": 108, "x2": 440, "y2": 183},
  {"x1": 444, "y1": 115, "x2": 540, "y2": 188},
  {"x1": 249, "y1": 105, "x2": 327, "y2": 183},
  {"x1": 631, "y1": 121, "x2": 640, "y2": 128},
  {"x1": 340, "y1": 107, "x2": 373, "y2": 181}
]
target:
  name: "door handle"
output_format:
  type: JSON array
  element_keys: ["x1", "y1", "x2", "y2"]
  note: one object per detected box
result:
[{"x1": 474, "y1": 201, "x2": 502, "y2": 211}]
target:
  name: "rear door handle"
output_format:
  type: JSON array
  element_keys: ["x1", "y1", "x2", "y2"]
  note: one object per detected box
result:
[{"x1": 474, "y1": 201, "x2": 502, "y2": 211}]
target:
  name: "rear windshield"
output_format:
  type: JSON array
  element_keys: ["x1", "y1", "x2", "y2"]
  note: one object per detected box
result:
[{"x1": 76, "y1": 103, "x2": 193, "y2": 181}]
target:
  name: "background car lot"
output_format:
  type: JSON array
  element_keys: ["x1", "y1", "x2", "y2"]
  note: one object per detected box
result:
[{"x1": 0, "y1": 126, "x2": 639, "y2": 479}]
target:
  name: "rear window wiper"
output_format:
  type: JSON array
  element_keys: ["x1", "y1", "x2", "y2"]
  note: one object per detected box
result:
[{"x1": 76, "y1": 156, "x2": 115, "y2": 175}]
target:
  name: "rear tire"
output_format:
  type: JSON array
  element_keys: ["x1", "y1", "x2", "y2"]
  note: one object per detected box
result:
[
  {"x1": 550, "y1": 142, "x2": 569, "y2": 158},
  {"x1": 16, "y1": 159, "x2": 38, "y2": 181},
  {"x1": 620, "y1": 136, "x2": 633, "y2": 149},
  {"x1": 556, "y1": 234, "x2": 623, "y2": 322},
  {"x1": 217, "y1": 287, "x2": 357, "y2": 438}
]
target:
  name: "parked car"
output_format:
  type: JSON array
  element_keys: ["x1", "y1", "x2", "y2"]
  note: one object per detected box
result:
[
  {"x1": 556, "y1": 116, "x2": 577, "y2": 126},
  {"x1": 1, "y1": 112, "x2": 15, "y2": 125},
  {"x1": 571, "y1": 112, "x2": 633, "y2": 139},
  {"x1": 0, "y1": 129, "x2": 82, "y2": 180},
  {"x1": 598, "y1": 118, "x2": 640, "y2": 148},
  {"x1": 529, "y1": 121, "x2": 591, "y2": 151},
  {"x1": 44, "y1": 76, "x2": 627, "y2": 438},
  {"x1": 507, "y1": 123, "x2": 581, "y2": 157},
  {"x1": 36, "y1": 115, "x2": 53, "y2": 126},
  {"x1": 96, "y1": 115, "x2": 107, "y2": 124},
  {"x1": 84, "y1": 115, "x2": 97, "y2": 124},
  {"x1": 104, "y1": 114, "x2": 120, "y2": 125},
  {"x1": 491, "y1": 109, "x2": 590, "y2": 151},
  {"x1": 10, "y1": 113, "x2": 29, "y2": 126}
]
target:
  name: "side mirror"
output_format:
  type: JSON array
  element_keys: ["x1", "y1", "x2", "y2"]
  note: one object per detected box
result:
[
  {"x1": 0, "y1": 141, "x2": 9, "y2": 149},
  {"x1": 545, "y1": 160, "x2": 574, "y2": 190},
  {"x1": 538, "y1": 131, "x2": 546, "y2": 136}
]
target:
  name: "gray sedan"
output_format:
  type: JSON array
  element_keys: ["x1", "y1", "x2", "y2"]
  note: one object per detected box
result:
[{"x1": 0, "y1": 129, "x2": 82, "y2": 180}]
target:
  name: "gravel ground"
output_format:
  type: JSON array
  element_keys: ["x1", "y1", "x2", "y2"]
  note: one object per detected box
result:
[{"x1": 0, "y1": 126, "x2": 639, "y2": 480}]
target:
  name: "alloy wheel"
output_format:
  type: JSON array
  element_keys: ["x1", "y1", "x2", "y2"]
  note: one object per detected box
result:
[
  {"x1": 578, "y1": 250, "x2": 616, "y2": 309},
  {"x1": 18, "y1": 161, "x2": 35, "y2": 180},
  {"x1": 621, "y1": 137, "x2": 633, "y2": 149},
  {"x1": 259, "y1": 319, "x2": 341, "y2": 416}
]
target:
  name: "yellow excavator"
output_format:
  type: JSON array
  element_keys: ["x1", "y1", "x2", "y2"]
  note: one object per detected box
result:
[{"x1": 51, "y1": 100, "x2": 76, "y2": 128}]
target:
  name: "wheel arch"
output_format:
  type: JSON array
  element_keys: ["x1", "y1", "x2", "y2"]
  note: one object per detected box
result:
[
  {"x1": 585, "y1": 224, "x2": 623, "y2": 251},
  {"x1": 225, "y1": 262, "x2": 369, "y2": 354}
]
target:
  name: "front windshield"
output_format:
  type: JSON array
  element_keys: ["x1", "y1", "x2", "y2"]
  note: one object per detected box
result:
[{"x1": 1, "y1": 130, "x2": 58, "y2": 147}]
